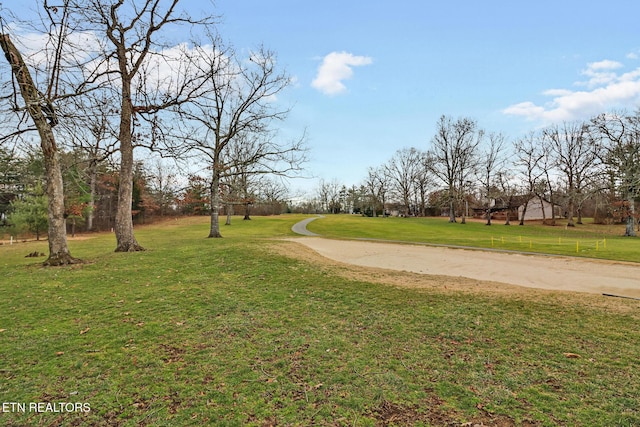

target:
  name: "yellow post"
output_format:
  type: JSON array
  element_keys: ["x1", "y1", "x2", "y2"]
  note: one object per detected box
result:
[{"x1": 576, "y1": 241, "x2": 579, "y2": 253}]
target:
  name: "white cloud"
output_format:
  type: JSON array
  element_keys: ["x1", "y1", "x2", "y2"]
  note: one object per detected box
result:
[
  {"x1": 578, "y1": 59, "x2": 623, "y2": 88},
  {"x1": 587, "y1": 59, "x2": 623, "y2": 71},
  {"x1": 543, "y1": 89, "x2": 573, "y2": 97},
  {"x1": 503, "y1": 60, "x2": 640, "y2": 124},
  {"x1": 7, "y1": 23, "x2": 103, "y2": 70},
  {"x1": 312, "y1": 51, "x2": 373, "y2": 96},
  {"x1": 502, "y1": 102, "x2": 548, "y2": 121}
]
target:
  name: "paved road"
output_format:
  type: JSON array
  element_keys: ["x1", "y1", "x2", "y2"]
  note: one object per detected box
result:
[{"x1": 291, "y1": 216, "x2": 322, "y2": 236}]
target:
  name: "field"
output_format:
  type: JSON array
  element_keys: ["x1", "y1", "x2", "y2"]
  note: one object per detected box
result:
[{"x1": 0, "y1": 215, "x2": 639, "y2": 426}]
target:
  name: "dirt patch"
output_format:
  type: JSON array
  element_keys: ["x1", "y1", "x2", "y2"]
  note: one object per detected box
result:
[
  {"x1": 270, "y1": 239, "x2": 640, "y2": 314},
  {"x1": 367, "y1": 397, "x2": 541, "y2": 427}
]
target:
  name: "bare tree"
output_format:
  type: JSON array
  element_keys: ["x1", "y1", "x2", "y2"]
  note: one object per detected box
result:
[
  {"x1": 254, "y1": 177, "x2": 290, "y2": 215},
  {"x1": 514, "y1": 131, "x2": 546, "y2": 225},
  {"x1": 146, "y1": 158, "x2": 179, "y2": 216},
  {"x1": 222, "y1": 131, "x2": 305, "y2": 221},
  {"x1": 174, "y1": 38, "x2": 305, "y2": 237},
  {"x1": 316, "y1": 179, "x2": 343, "y2": 214},
  {"x1": 543, "y1": 121, "x2": 600, "y2": 227},
  {"x1": 315, "y1": 179, "x2": 330, "y2": 213},
  {"x1": 59, "y1": 91, "x2": 119, "y2": 231},
  {"x1": 71, "y1": 0, "x2": 215, "y2": 251},
  {"x1": 218, "y1": 136, "x2": 261, "y2": 224},
  {"x1": 496, "y1": 170, "x2": 518, "y2": 225},
  {"x1": 384, "y1": 147, "x2": 422, "y2": 216},
  {"x1": 477, "y1": 132, "x2": 507, "y2": 225},
  {"x1": 0, "y1": 25, "x2": 80, "y2": 265},
  {"x1": 363, "y1": 166, "x2": 388, "y2": 217},
  {"x1": 428, "y1": 115, "x2": 480, "y2": 223},
  {"x1": 411, "y1": 151, "x2": 435, "y2": 217},
  {"x1": 591, "y1": 111, "x2": 640, "y2": 236}
]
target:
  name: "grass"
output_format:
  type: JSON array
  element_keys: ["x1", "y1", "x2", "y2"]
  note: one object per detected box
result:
[
  {"x1": 0, "y1": 214, "x2": 638, "y2": 426},
  {"x1": 306, "y1": 215, "x2": 640, "y2": 262}
]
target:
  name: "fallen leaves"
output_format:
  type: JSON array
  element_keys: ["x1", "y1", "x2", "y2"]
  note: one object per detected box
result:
[{"x1": 563, "y1": 352, "x2": 581, "y2": 359}]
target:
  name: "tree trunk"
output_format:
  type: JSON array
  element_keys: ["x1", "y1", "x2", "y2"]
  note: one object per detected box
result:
[
  {"x1": 0, "y1": 34, "x2": 80, "y2": 266},
  {"x1": 448, "y1": 192, "x2": 456, "y2": 223},
  {"x1": 114, "y1": 76, "x2": 144, "y2": 252},
  {"x1": 519, "y1": 204, "x2": 527, "y2": 225},
  {"x1": 625, "y1": 199, "x2": 636, "y2": 237},
  {"x1": 86, "y1": 162, "x2": 97, "y2": 231},
  {"x1": 576, "y1": 193, "x2": 584, "y2": 224},
  {"x1": 209, "y1": 172, "x2": 222, "y2": 238},
  {"x1": 538, "y1": 194, "x2": 550, "y2": 224},
  {"x1": 460, "y1": 197, "x2": 466, "y2": 224},
  {"x1": 519, "y1": 197, "x2": 528, "y2": 226},
  {"x1": 381, "y1": 194, "x2": 386, "y2": 217},
  {"x1": 503, "y1": 196, "x2": 511, "y2": 225},
  {"x1": 518, "y1": 206, "x2": 529, "y2": 225},
  {"x1": 548, "y1": 189, "x2": 556, "y2": 226},
  {"x1": 566, "y1": 194, "x2": 576, "y2": 227},
  {"x1": 225, "y1": 204, "x2": 232, "y2": 226}
]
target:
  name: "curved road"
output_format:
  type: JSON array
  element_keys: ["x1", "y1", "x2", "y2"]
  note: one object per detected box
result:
[{"x1": 291, "y1": 216, "x2": 322, "y2": 236}]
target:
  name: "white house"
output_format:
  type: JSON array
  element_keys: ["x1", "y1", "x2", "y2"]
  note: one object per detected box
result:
[{"x1": 518, "y1": 197, "x2": 561, "y2": 221}]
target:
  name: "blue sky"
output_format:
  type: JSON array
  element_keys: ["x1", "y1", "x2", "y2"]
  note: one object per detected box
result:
[
  {"x1": 204, "y1": 0, "x2": 640, "y2": 195},
  {"x1": 5, "y1": 1, "x2": 640, "y2": 196}
]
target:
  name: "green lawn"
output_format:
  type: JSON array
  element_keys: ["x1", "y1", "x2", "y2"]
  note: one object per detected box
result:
[{"x1": 0, "y1": 215, "x2": 639, "y2": 426}]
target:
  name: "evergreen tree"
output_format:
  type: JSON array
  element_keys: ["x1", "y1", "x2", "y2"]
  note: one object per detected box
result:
[{"x1": 8, "y1": 186, "x2": 48, "y2": 240}]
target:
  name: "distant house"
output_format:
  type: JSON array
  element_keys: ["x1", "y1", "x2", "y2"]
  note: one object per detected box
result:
[
  {"x1": 470, "y1": 195, "x2": 562, "y2": 222},
  {"x1": 471, "y1": 195, "x2": 522, "y2": 221},
  {"x1": 517, "y1": 197, "x2": 562, "y2": 221}
]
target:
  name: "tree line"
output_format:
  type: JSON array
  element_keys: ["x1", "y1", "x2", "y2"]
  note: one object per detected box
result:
[
  {"x1": 0, "y1": 147, "x2": 293, "y2": 234},
  {"x1": 311, "y1": 113, "x2": 640, "y2": 237},
  {"x1": 0, "y1": 0, "x2": 306, "y2": 265}
]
